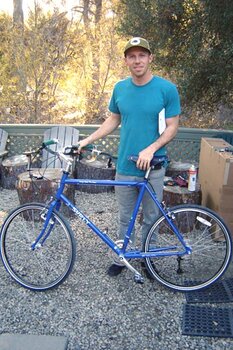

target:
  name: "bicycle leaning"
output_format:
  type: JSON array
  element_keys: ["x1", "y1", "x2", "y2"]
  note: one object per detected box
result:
[{"x1": 0, "y1": 139, "x2": 232, "y2": 292}]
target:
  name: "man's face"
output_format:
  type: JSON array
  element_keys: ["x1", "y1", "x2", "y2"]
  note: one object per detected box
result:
[{"x1": 124, "y1": 47, "x2": 153, "y2": 79}]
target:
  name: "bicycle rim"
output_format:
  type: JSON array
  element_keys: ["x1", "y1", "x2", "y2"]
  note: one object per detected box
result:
[
  {"x1": 0, "y1": 203, "x2": 76, "y2": 291},
  {"x1": 143, "y1": 204, "x2": 232, "y2": 292}
]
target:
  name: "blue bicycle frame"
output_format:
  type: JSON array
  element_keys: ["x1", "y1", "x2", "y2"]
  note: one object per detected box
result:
[{"x1": 32, "y1": 170, "x2": 192, "y2": 260}]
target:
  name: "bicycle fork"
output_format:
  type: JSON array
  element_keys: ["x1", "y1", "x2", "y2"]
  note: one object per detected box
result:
[{"x1": 31, "y1": 202, "x2": 57, "y2": 250}]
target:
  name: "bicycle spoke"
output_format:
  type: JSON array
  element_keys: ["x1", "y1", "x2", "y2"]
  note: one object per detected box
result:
[
  {"x1": 143, "y1": 204, "x2": 232, "y2": 292},
  {"x1": 1, "y1": 203, "x2": 76, "y2": 291}
]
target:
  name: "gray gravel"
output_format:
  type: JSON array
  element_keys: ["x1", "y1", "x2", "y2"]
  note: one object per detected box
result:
[{"x1": 0, "y1": 188, "x2": 233, "y2": 350}]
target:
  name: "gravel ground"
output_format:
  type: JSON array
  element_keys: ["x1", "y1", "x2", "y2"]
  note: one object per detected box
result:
[{"x1": 0, "y1": 188, "x2": 233, "y2": 350}]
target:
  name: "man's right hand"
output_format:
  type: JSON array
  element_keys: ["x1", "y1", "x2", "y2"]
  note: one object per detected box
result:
[{"x1": 76, "y1": 138, "x2": 91, "y2": 152}]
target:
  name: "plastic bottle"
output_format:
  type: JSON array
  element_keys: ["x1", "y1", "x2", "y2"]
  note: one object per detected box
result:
[{"x1": 188, "y1": 165, "x2": 197, "y2": 191}]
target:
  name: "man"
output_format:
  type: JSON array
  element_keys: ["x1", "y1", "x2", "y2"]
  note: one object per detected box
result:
[{"x1": 78, "y1": 37, "x2": 181, "y2": 276}]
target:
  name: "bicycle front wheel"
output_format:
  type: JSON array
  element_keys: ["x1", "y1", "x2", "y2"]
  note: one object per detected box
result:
[
  {"x1": 143, "y1": 204, "x2": 232, "y2": 292},
  {"x1": 0, "y1": 203, "x2": 76, "y2": 291}
]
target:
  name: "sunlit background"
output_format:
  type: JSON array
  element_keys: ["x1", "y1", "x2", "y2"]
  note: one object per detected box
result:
[
  {"x1": 0, "y1": 1, "x2": 232, "y2": 129},
  {"x1": 0, "y1": 0, "x2": 78, "y2": 16}
]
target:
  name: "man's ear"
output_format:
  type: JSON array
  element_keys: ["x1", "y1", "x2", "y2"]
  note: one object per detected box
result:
[{"x1": 149, "y1": 54, "x2": 153, "y2": 63}]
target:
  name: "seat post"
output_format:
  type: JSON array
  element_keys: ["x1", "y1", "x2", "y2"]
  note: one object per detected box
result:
[{"x1": 144, "y1": 166, "x2": 152, "y2": 180}]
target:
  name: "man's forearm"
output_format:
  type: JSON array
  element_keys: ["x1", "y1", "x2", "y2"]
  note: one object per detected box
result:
[
  {"x1": 152, "y1": 124, "x2": 178, "y2": 152},
  {"x1": 147, "y1": 115, "x2": 179, "y2": 153},
  {"x1": 137, "y1": 115, "x2": 179, "y2": 170},
  {"x1": 80, "y1": 114, "x2": 121, "y2": 146}
]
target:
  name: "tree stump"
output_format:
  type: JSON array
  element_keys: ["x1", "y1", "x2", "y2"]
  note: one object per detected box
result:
[
  {"x1": 166, "y1": 160, "x2": 199, "y2": 177},
  {"x1": 163, "y1": 186, "x2": 201, "y2": 206},
  {"x1": 16, "y1": 169, "x2": 75, "y2": 217},
  {"x1": 0, "y1": 155, "x2": 39, "y2": 189},
  {"x1": 163, "y1": 185, "x2": 202, "y2": 233},
  {"x1": 75, "y1": 158, "x2": 116, "y2": 193}
]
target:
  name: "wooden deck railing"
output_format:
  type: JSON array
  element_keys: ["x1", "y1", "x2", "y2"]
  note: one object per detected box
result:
[{"x1": 1, "y1": 124, "x2": 233, "y2": 163}]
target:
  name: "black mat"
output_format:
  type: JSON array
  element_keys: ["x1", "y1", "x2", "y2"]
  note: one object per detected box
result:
[
  {"x1": 185, "y1": 278, "x2": 233, "y2": 304},
  {"x1": 182, "y1": 304, "x2": 233, "y2": 338}
]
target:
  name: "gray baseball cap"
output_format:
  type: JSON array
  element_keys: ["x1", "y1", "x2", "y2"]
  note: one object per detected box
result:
[{"x1": 124, "y1": 37, "x2": 151, "y2": 56}]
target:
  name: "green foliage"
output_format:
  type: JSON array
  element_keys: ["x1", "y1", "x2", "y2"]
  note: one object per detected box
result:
[
  {"x1": 117, "y1": 0, "x2": 233, "y2": 126},
  {"x1": 1, "y1": 1, "x2": 232, "y2": 127},
  {"x1": 179, "y1": 0, "x2": 233, "y2": 105}
]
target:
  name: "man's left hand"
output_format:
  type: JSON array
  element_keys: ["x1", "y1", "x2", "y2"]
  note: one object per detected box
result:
[{"x1": 136, "y1": 148, "x2": 154, "y2": 170}]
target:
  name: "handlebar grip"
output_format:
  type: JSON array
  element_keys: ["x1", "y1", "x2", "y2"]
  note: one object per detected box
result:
[
  {"x1": 42, "y1": 139, "x2": 59, "y2": 148},
  {"x1": 70, "y1": 144, "x2": 94, "y2": 152},
  {"x1": 82, "y1": 144, "x2": 94, "y2": 151}
]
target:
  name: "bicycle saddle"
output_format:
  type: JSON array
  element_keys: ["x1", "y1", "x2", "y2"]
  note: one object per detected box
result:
[{"x1": 128, "y1": 155, "x2": 168, "y2": 167}]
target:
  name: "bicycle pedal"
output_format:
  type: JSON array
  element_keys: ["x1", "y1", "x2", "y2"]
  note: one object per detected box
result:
[{"x1": 134, "y1": 274, "x2": 144, "y2": 284}]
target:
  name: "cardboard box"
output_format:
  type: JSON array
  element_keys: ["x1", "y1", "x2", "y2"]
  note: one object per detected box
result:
[
  {"x1": 199, "y1": 138, "x2": 233, "y2": 236},
  {"x1": 218, "y1": 211, "x2": 233, "y2": 237},
  {"x1": 219, "y1": 186, "x2": 233, "y2": 211},
  {"x1": 199, "y1": 138, "x2": 233, "y2": 188}
]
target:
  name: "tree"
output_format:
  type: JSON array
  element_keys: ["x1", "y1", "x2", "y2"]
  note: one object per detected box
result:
[
  {"x1": 24, "y1": 5, "x2": 73, "y2": 123},
  {"x1": 116, "y1": 0, "x2": 233, "y2": 128},
  {"x1": 13, "y1": 0, "x2": 24, "y2": 28},
  {"x1": 12, "y1": 0, "x2": 25, "y2": 92},
  {"x1": 0, "y1": 0, "x2": 125, "y2": 125},
  {"x1": 0, "y1": 3, "x2": 74, "y2": 123},
  {"x1": 79, "y1": 0, "x2": 103, "y2": 120},
  {"x1": 0, "y1": 13, "x2": 16, "y2": 123},
  {"x1": 72, "y1": 0, "x2": 125, "y2": 123}
]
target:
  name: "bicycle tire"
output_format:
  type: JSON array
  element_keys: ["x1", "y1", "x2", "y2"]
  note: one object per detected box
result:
[
  {"x1": 143, "y1": 204, "x2": 232, "y2": 292},
  {"x1": 0, "y1": 202, "x2": 76, "y2": 291}
]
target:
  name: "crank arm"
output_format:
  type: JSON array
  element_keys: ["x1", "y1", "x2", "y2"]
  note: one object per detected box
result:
[{"x1": 119, "y1": 256, "x2": 144, "y2": 284}]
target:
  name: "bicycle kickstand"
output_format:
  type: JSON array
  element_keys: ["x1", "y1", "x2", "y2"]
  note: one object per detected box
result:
[{"x1": 120, "y1": 257, "x2": 144, "y2": 284}]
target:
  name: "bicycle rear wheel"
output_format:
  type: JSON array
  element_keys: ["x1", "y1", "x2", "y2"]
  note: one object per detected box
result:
[
  {"x1": 143, "y1": 204, "x2": 232, "y2": 292},
  {"x1": 0, "y1": 203, "x2": 76, "y2": 291}
]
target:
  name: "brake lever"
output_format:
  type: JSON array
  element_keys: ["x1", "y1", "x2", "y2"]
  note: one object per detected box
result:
[{"x1": 63, "y1": 145, "x2": 73, "y2": 155}]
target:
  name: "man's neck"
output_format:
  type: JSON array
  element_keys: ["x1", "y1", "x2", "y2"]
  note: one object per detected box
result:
[{"x1": 132, "y1": 72, "x2": 153, "y2": 86}]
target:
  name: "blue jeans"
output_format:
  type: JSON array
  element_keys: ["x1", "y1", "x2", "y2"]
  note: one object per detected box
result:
[{"x1": 115, "y1": 167, "x2": 166, "y2": 245}]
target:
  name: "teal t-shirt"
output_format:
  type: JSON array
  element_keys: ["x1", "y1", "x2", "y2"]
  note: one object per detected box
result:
[{"x1": 109, "y1": 76, "x2": 181, "y2": 176}]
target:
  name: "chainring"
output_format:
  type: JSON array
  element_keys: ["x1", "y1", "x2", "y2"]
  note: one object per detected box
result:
[{"x1": 108, "y1": 239, "x2": 132, "y2": 266}]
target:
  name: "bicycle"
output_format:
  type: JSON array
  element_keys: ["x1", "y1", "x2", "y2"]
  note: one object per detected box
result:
[{"x1": 0, "y1": 139, "x2": 232, "y2": 292}]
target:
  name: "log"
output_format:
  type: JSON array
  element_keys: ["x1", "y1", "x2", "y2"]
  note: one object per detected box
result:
[
  {"x1": 75, "y1": 158, "x2": 116, "y2": 193},
  {"x1": 166, "y1": 160, "x2": 199, "y2": 177},
  {"x1": 162, "y1": 185, "x2": 202, "y2": 233},
  {"x1": 163, "y1": 185, "x2": 202, "y2": 206},
  {"x1": 0, "y1": 155, "x2": 39, "y2": 189},
  {"x1": 16, "y1": 169, "x2": 75, "y2": 217}
]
